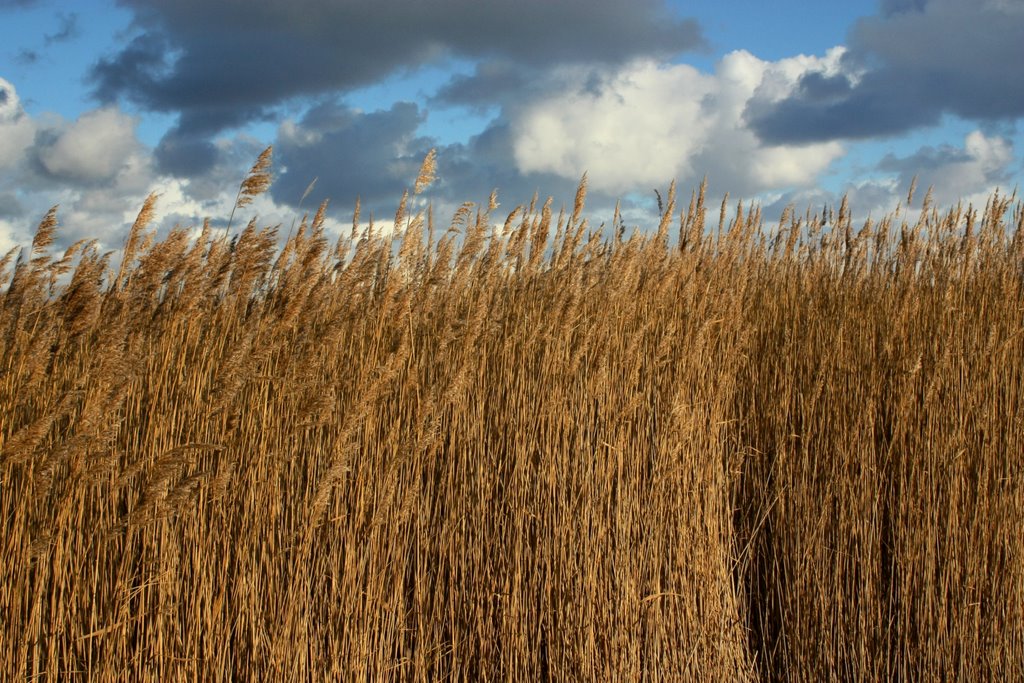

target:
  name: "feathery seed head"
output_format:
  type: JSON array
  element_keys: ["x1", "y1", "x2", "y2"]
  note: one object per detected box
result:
[
  {"x1": 236, "y1": 146, "x2": 273, "y2": 210},
  {"x1": 414, "y1": 148, "x2": 437, "y2": 195}
]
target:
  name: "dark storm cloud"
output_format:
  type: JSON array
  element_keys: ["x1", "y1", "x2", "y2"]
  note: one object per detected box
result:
[
  {"x1": 431, "y1": 59, "x2": 615, "y2": 113},
  {"x1": 747, "y1": 0, "x2": 1024, "y2": 144},
  {"x1": 796, "y1": 72, "x2": 853, "y2": 102},
  {"x1": 746, "y1": 70, "x2": 939, "y2": 142},
  {"x1": 90, "y1": 0, "x2": 704, "y2": 146},
  {"x1": 152, "y1": 100, "x2": 284, "y2": 175},
  {"x1": 271, "y1": 101, "x2": 432, "y2": 213},
  {"x1": 433, "y1": 62, "x2": 532, "y2": 109},
  {"x1": 103, "y1": 0, "x2": 702, "y2": 97},
  {"x1": 92, "y1": 30, "x2": 281, "y2": 174},
  {"x1": 91, "y1": 32, "x2": 174, "y2": 105},
  {"x1": 153, "y1": 130, "x2": 219, "y2": 176}
]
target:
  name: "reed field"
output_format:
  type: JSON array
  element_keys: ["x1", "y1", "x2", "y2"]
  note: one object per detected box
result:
[{"x1": 2, "y1": 148, "x2": 1023, "y2": 681}]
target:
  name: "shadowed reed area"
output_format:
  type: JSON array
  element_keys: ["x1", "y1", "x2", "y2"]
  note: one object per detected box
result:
[{"x1": 1, "y1": 149, "x2": 1023, "y2": 680}]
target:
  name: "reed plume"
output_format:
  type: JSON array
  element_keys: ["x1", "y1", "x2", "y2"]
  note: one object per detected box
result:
[{"x1": 1, "y1": 151, "x2": 1022, "y2": 681}]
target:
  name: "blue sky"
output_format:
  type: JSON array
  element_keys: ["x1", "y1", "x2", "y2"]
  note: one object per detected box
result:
[{"x1": 1, "y1": 0, "x2": 1022, "y2": 251}]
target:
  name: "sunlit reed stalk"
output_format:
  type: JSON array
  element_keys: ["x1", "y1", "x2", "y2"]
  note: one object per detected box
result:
[{"x1": 0, "y1": 148, "x2": 1022, "y2": 681}]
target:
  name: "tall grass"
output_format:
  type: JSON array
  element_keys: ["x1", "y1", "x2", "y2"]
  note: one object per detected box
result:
[{"x1": 1, "y1": 150, "x2": 1022, "y2": 680}]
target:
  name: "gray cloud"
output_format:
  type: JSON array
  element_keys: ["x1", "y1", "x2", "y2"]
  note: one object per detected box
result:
[
  {"x1": 272, "y1": 101, "x2": 432, "y2": 213},
  {"x1": 795, "y1": 72, "x2": 853, "y2": 102},
  {"x1": 45, "y1": 12, "x2": 79, "y2": 44},
  {"x1": 875, "y1": 130, "x2": 1017, "y2": 203},
  {"x1": 15, "y1": 48, "x2": 39, "y2": 65},
  {"x1": 433, "y1": 61, "x2": 533, "y2": 110},
  {"x1": 880, "y1": 0, "x2": 929, "y2": 16},
  {"x1": 152, "y1": 100, "x2": 282, "y2": 176},
  {"x1": 153, "y1": 130, "x2": 219, "y2": 177},
  {"x1": 877, "y1": 144, "x2": 971, "y2": 174},
  {"x1": 91, "y1": 32, "x2": 174, "y2": 107},
  {"x1": 435, "y1": 120, "x2": 587, "y2": 210},
  {"x1": 271, "y1": 99, "x2": 607, "y2": 228},
  {"x1": 0, "y1": 191, "x2": 24, "y2": 219},
  {"x1": 761, "y1": 129, "x2": 1019, "y2": 226},
  {"x1": 747, "y1": 0, "x2": 1024, "y2": 143},
  {"x1": 90, "y1": 0, "x2": 704, "y2": 172},
  {"x1": 758, "y1": 180, "x2": 898, "y2": 233},
  {"x1": 746, "y1": 69, "x2": 938, "y2": 142},
  {"x1": 0, "y1": 94, "x2": 163, "y2": 252}
]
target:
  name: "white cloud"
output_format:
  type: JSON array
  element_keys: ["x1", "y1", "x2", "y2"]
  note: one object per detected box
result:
[
  {"x1": 513, "y1": 61, "x2": 713, "y2": 189},
  {"x1": 0, "y1": 78, "x2": 35, "y2": 171},
  {"x1": 0, "y1": 77, "x2": 22, "y2": 123},
  {"x1": 0, "y1": 82, "x2": 323, "y2": 254},
  {"x1": 511, "y1": 49, "x2": 847, "y2": 197},
  {"x1": 37, "y1": 107, "x2": 142, "y2": 183}
]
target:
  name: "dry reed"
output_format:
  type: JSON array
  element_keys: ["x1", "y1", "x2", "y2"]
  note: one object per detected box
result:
[{"x1": 1, "y1": 155, "x2": 1022, "y2": 681}]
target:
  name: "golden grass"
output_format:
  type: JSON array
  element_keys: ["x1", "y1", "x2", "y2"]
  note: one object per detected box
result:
[{"x1": 1, "y1": 152, "x2": 1023, "y2": 681}]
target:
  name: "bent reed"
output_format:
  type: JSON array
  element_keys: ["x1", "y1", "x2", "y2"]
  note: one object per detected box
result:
[{"x1": 2, "y1": 149, "x2": 1022, "y2": 681}]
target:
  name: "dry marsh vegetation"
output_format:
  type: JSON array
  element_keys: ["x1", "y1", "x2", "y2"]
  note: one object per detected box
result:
[{"x1": 1, "y1": 148, "x2": 1023, "y2": 680}]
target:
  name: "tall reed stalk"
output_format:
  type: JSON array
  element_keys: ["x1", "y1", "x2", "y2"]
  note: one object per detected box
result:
[{"x1": 1, "y1": 157, "x2": 1022, "y2": 681}]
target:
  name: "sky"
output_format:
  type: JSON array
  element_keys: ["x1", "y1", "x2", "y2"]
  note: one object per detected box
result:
[{"x1": 1, "y1": 0, "x2": 1023, "y2": 254}]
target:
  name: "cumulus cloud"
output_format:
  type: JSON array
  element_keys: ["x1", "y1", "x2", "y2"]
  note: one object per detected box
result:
[
  {"x1": 3, "y1": 82, "x2": 146, "y2": 190},
  {"x1": 0, "y1": 82, "x2": 192, "y2": 249},
  {"x1": 511, "y1": 49, "x2": 846, "y2": 196},
  {"x1": 0, "y1": 79, "x2": 346, "y2": 254},
  {"x1": 34, "y1": 107, "x2": 142, "y2": 184},
  {"x1": 747, "y1": 0, "x2": 1024, "y2": 143}
]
